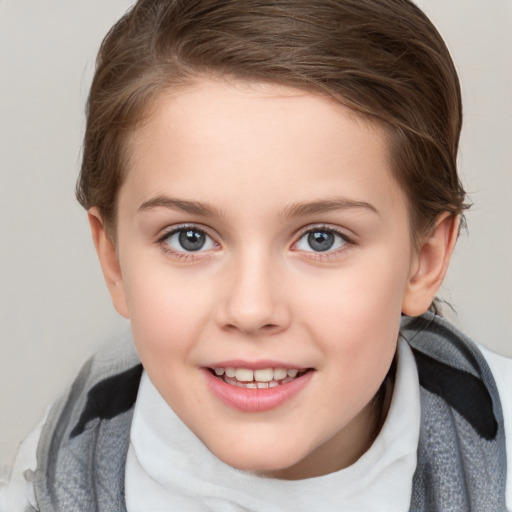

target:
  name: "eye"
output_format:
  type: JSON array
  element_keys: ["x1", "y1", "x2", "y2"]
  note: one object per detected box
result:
[
  {"x1": 163, "y1": 227, "x2": 216, "y2": 253},
  {"x1": 294, "y1": 228, "x2": 349, "y2": 253}
]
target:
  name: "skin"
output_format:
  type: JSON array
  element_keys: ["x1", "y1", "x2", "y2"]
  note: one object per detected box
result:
[{"x1": 90, "y1": 78, "x2": 458, "y2": 480}]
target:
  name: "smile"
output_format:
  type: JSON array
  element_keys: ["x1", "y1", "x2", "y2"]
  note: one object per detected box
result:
[
  {"x1": 211, "y1": 367, "x2": 307, "y2": 389},
  {"x1": 204, "y1": 365, "x2": 314, "y2": 412}
]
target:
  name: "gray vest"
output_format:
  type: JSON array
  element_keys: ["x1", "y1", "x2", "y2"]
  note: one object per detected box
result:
[{"x1": 26, "y1": 313, "x2": 507, "y2": 511}]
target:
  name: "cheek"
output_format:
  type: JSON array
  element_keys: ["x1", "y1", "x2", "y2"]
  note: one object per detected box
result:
[
  {"x1": 295, "y1": 252, "x2": 409, "y2": 375},
  {"x1": 120, "y1": 255, "x2": 215, "y2": 361},
  {"x1": 299, "y1": 254, "x2": 407, "y2": 326}
]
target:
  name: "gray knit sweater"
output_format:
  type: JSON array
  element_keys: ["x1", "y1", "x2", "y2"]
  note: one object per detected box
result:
[{"x1": 25, "y1": 312, "x2": 507, "y2": 511}]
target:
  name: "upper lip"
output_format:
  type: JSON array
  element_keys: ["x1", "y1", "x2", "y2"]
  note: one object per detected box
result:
[{"x1": 203, "y1": 360, "x2": 308, "y2": 370}]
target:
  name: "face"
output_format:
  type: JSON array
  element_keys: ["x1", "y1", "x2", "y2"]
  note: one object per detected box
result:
[{"x1": 103, "y1": 79, "x2": 422, "y2": 479}]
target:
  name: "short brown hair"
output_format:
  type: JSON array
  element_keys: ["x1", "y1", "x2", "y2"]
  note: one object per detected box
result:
[{"x1": 76, "y1": 0, "x2": 468, "y2": 239}]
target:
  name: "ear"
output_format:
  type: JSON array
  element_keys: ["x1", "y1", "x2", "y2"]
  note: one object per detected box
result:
[
  {"x1": 402, "y1": 213, "x2": 459, "y2": 316},
  {"x1": 88, "y1": 208, "x2": 130, "y2": 319}
]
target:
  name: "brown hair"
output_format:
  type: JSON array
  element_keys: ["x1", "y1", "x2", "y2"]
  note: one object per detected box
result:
[{"x1": 76, "y1": 0, "x2": 468, "y2": 240}]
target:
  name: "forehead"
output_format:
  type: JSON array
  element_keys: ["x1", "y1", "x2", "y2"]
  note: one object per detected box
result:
[{"x1": 120, "y1": 78, "x2": 406, "y2": 221}]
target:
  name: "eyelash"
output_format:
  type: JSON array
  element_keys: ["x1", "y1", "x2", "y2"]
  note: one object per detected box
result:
[
  {"x1": 156, "y1": 225, "x2": 218, "y2": 261},
  {"x1": 292, "y1": 225, "x2": 356, "y2": 261},
  {"x1": 155, "y1": 224, "x2": 356, "y2": 261}
]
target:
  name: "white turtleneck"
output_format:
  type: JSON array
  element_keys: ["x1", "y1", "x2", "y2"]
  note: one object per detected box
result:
[
  {"x1": 125, "y1": 339, "x2": 420, "y2": 512},
  {"x1": 2, "y1": 338, "x2": 510, "y2": 511}
]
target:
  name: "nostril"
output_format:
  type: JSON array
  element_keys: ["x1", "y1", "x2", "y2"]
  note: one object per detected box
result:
[{"x1": 222, "y1": 322, "x2": 282, "y2": 335}]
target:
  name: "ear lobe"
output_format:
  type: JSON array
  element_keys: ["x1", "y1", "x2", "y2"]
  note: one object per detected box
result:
[
  {"x1": 88, "y1": 208, "x2": 130, "y2": 319},
  {"x1": 402, "y1": 213, "x2": 460, "y2": 317}
]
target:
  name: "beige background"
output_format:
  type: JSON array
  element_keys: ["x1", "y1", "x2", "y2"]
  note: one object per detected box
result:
[{"x1": 1, "y1": 0, "x2": 511, "y2": 471}]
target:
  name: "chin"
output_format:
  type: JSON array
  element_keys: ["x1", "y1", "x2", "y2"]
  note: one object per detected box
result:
[{"x1": 211, "y1": 440, "x2": 310, "y2": 477}]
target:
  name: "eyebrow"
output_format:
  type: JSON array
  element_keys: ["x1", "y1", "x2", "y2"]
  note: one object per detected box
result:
[
  {"x1": 281, "y1": 198, "x2": 379, "y2": 219},
  {"x1": 138, "y1": 195, "x2": 378, "y2": 219},
  {"x1": 138, "y1": 196, "x2": 223, "y2": 217}
]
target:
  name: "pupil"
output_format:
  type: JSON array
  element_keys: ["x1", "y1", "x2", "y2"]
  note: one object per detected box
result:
[
  {"x1": 308, "y1": 231, "x2": 334, "y2": 252},
  {"x1": 179, "y1": 230, "x2": 205, "y2": 251}
]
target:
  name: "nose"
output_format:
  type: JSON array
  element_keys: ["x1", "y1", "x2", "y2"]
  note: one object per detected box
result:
[{"x1": 216, "y1": 250, "x2": 291, "y2": 336}]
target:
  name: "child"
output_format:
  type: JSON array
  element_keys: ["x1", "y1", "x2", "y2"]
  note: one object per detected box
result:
[{"x1": 1, "y1": 0, "x2": 511, "y2": 510}]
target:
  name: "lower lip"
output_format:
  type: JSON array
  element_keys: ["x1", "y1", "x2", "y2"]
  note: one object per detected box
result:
[{"x1": 202, "y1": 368, "x2": 313, "y2": 413}]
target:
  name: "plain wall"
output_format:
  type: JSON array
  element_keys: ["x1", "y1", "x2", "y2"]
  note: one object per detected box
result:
[{"x1": 1, "y1": 0, "x2": 511, "y2": 471}]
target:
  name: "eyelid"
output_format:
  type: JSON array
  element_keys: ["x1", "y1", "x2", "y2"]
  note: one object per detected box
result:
[
  {"x1": 156, "y1": 223, "x2": 217, "y2": 242},
  {"x1": 294, "y1": 224, "x2": 355, "y2": 243},
  {"x1": 155, "y1": 223, "x2": 220, "y2": 258},
  {"x1": 291, "y1": 224, "x2": 357, "y2": 256}
]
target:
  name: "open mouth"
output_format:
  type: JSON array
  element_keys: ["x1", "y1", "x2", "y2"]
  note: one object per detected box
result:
[{"x1": 209, "y1": 366, "x2": 310, "y2": 389}]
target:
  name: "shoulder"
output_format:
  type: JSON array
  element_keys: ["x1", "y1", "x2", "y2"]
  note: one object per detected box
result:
[
  {"x1": 478, "y1": 343, "x2": 512, "y2": 511},
  {"x1": 478, "y1": 344, "x2": 512, "y2": 436},
  {"x1": 34, "y1": 329, "x2": 142, "y2": 465},
  {"x1": 478, "y1": 343, "x2": 512, "y2": 400},
  {"x1": 0, "y1": 410, "x2": 47, "y2": 512},
  {"x1": 0, "y1": 331, "x2": 142, "y2": 512},
  {"x1": 401, "y1": 312, "x2": 512, "y2": 511}
]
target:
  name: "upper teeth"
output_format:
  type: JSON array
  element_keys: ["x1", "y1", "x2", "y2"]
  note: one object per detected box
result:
[{"x1": 214, "y1": 367, "x2": 300, "y2": 382}]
